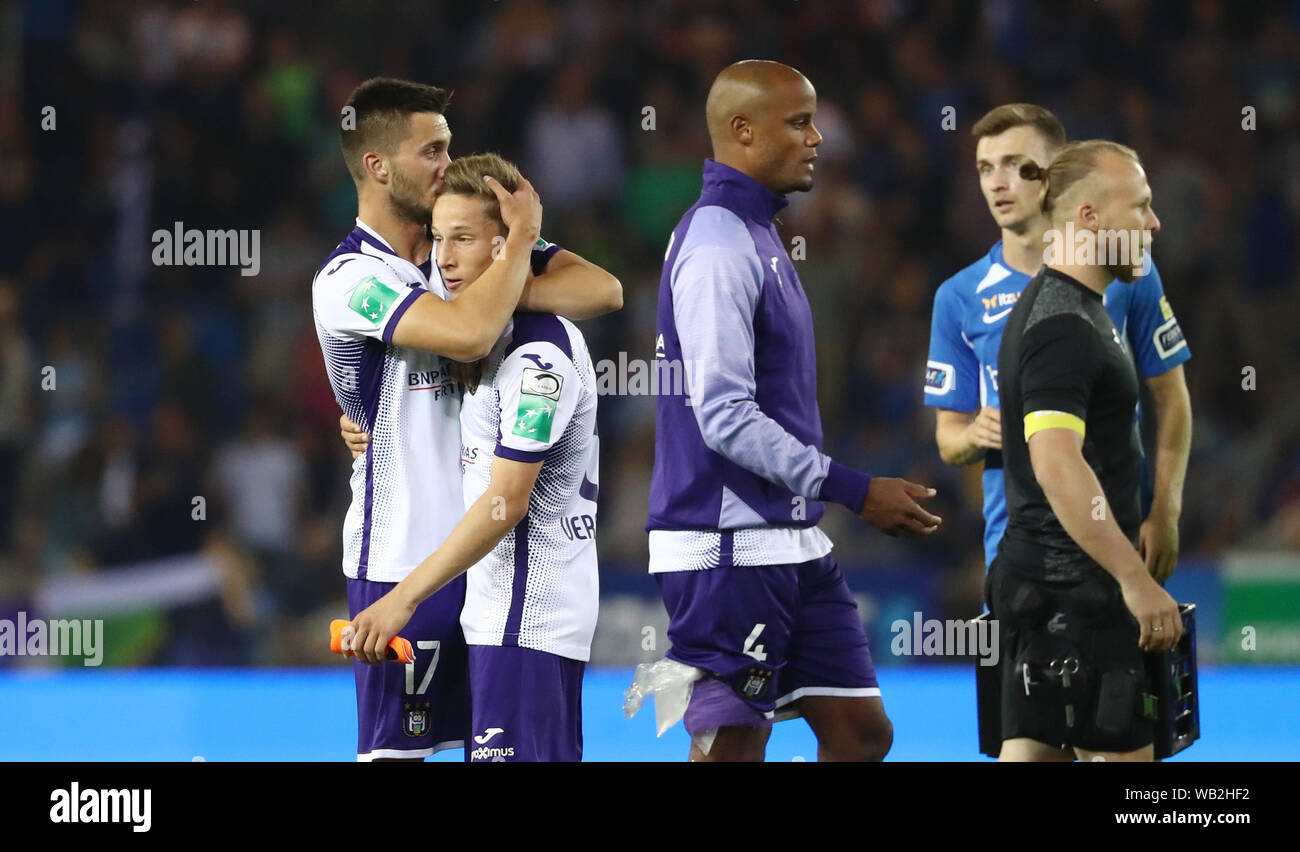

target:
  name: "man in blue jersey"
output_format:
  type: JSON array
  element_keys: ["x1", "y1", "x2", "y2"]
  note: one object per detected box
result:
[
  {"x1": 640, "y1": 60, "x2": 941, "y2": 762},
  {"x1": 925, "y1": 105, "x2": 1192, "y2": 761},
  {"x1": 926, "y1": 103, "x2": 1191, "y2": 579}
]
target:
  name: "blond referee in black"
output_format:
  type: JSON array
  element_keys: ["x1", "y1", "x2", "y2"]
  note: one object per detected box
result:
[{"x1": 991, "y1": 140, "x2": 1183, "y2": 762}]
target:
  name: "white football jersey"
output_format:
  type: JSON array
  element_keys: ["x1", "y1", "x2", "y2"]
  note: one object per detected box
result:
[
  {"x1": 312, "y1": 219, "x2": 465, "y2": 583},
  {"x1": 458, "y1": 313, "x2": 600, "y2": 662}
]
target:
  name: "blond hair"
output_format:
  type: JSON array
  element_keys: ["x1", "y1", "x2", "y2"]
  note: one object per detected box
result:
[
  {"x1": 434, "y1": 153, "x2": 521, "y2": 226},
  {"x1": 1020, "y1": 139, "x2": 1143, "y2": 217}
]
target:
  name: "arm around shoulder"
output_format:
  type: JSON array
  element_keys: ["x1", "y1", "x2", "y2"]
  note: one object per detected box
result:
[{"x1": 521, "y1": 250, "x2": 623, "y2": 319}]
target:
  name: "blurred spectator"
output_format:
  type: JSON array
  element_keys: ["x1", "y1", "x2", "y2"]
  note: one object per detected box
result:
[
  {"x1": 157, "y1": 313, "x2": 219, "y2": 427},
  {"x1": 172, "y1": 0, "x2": 252, "y2": 83},
  {"x1": 211, "y1": 402, "x2": 305, "y2": 564},
  {"x1": 0, "y1": 280, "x2": 32, "y2": 552},
  {"x1": 94, "y1": 400, "x2": 206, "y2": 565},
  {"x1": 35, "y1": 321, "x2": 101, "y2": 471},
  {"x1": 524, "y1": 61, "x2": 625, "y2": 213},
  {"x1": 257, "y1": 31, "x2": 320, "y2": 148}
]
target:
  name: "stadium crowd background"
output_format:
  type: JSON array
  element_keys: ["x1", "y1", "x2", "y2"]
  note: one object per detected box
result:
[{"x1": 3, "y1": 0, "x2": 1298, "y2": 666}]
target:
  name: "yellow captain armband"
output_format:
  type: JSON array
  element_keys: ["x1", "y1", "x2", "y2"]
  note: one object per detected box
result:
[{"x1": 1024, "y1": 410, "x2": 1086, "y2": 440}]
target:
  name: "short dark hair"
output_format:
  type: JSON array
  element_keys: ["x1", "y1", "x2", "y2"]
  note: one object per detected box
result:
[
  {"x1": 971, "y1": 103, "x2": 1067, "y2": 153},
  {"x1": 340, "y1": 77, "x2": 452, "y2": 184}
]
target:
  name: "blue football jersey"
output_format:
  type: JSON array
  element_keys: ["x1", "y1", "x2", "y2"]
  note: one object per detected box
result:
[{"x1": 925, "y1": 241, "x2": 1191, "y2": 566}]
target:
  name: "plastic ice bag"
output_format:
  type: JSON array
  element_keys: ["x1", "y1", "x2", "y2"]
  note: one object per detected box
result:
[{"x1": 623, "y1": 657, "x2": 704, "y2": 737}]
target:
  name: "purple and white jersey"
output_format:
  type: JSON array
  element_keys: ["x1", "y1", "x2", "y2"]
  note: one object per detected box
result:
[
  {"x1": 312, "y1": 219, "x2": 465, "y2": 583},
  {"x1": 646, "y1": 160, "x2": 875, "y2": 573},
  {"x1": 458, "y1": 312, "x2": 599, "y2": 662}
]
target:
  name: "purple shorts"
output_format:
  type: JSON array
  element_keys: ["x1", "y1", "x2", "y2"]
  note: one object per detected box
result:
[
  {"x1": 347, "y1": 576, "x2": 469, "y2": 761},
  {"x1": 657, "y1": 554, "x2": 880, "y2": 734},
  {"x1": 467, "y1": 645, "x2": 585, "y2": 762}
]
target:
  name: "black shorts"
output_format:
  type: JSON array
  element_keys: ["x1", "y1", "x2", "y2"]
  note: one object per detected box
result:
[{"x1": 987, "y1": 556, "x2": 1154, "y2": 754}]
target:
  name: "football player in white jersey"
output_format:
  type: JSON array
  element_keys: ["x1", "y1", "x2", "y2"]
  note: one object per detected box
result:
[
  {"x1": 314, "y1": 78, "x2": 619, "y2": 762},
  {"x1": 349, "y1": 154, "x2": 600, "y2": 762}
]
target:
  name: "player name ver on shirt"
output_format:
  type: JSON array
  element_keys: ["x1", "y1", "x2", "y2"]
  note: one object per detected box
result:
[{"x1": 458, "y1": 312, "x2": 600, "y2": 662}]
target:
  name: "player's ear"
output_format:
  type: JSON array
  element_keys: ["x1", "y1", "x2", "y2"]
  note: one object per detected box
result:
[
  {"x1": 364, "y1": 151, "x2": 388, "y2": 183},
  {"x1": 731, "y1": 115, "x2": 751, "y2": 145},
  {"x1": 1080, "y1": 202, "x2": 1101, "y2": 230}
]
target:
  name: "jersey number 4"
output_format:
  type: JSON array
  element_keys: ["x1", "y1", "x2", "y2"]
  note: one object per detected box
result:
[
  {"x1": 405, "y1": 641, "x2": 441, "y2": 695},
  {"x1": 743, "y1": 624, "x2": 768, "y2": 662}
]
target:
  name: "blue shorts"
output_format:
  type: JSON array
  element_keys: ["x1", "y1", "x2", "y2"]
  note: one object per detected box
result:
[
  {"x1": 467, "y1": 645, "x2": 585, "y2": 762},
  {"x1": 347, "y1": 576, "x2": 469, "y2": 761},
  {"x1": 657, "y1": 554, "x2": 880, "y2": 733}
]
